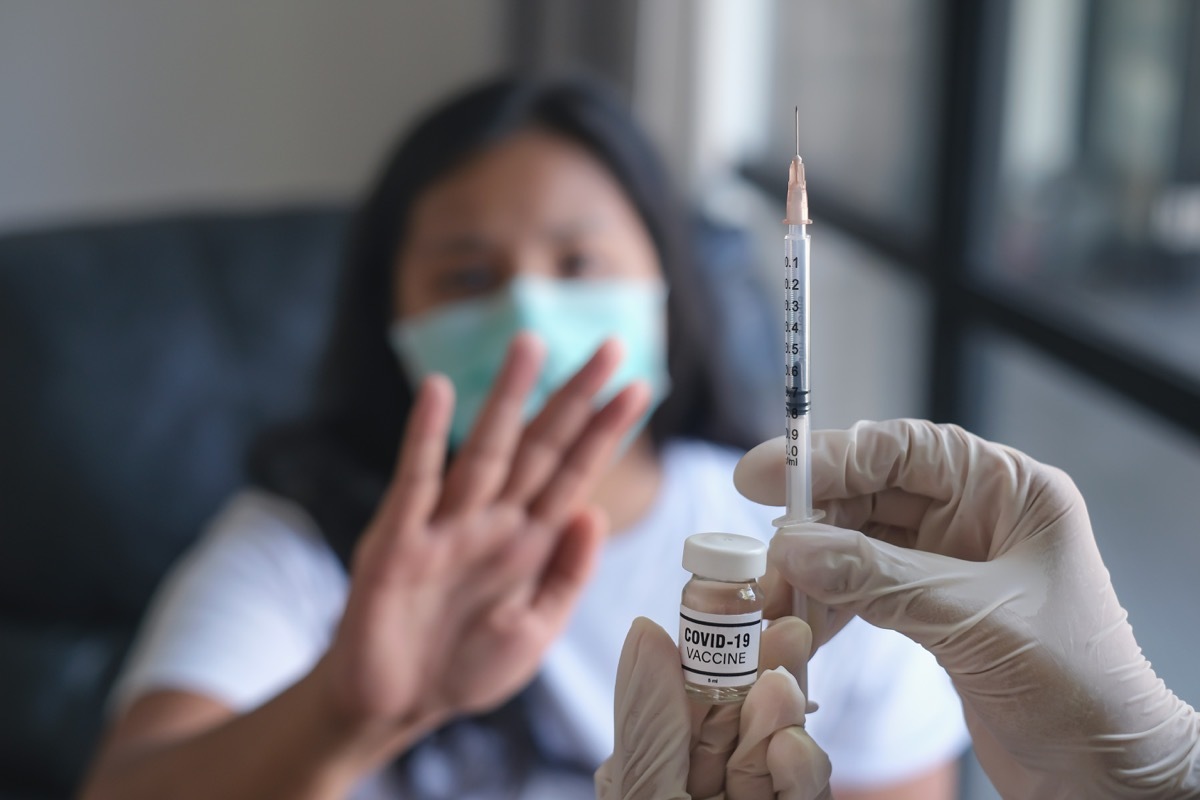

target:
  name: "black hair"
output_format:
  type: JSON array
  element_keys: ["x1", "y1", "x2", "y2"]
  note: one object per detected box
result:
[{"x1": 250, "y1": 74, "x2": 759, "y2": 567}]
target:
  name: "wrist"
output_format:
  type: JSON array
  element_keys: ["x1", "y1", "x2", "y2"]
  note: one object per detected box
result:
[{"x1": 302, "y1": 656, "x2": 448, "y2": 773}]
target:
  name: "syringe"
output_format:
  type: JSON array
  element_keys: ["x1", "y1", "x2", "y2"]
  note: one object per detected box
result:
[{"x1": 772, "y1": 107, "x2": 824, "y2": 531}]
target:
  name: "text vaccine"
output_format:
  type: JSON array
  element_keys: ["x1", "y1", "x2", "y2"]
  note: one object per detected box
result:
[{"x1": 679, "y1": 532, "x2": 766, "y2": 704}]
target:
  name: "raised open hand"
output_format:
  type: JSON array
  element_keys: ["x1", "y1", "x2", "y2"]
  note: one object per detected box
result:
[{"x1": 319, "y1": 333, "x2": 650, "y2": 746}]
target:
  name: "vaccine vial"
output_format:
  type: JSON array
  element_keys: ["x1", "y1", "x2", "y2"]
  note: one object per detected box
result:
[{"x1": 679, "y1": 532, "x2": 767, "y2": 704}]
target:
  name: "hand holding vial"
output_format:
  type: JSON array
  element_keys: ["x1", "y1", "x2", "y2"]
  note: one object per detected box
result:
[{"x1": 596, "y1": 614, "x2": 831, "y2": 800}]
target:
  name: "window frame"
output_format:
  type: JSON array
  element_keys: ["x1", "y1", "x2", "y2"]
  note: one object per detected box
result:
[{"x1": 741, "y1": 0, "x2": 1200, "y2": 440}]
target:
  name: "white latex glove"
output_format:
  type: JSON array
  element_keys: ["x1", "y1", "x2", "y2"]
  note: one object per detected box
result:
[
  {"x1": 734, "y1": 419, "x2": 1200, "y2": 799},
  {"x1": 595, "y1": 616, "x2": 831, "y2": 800}
]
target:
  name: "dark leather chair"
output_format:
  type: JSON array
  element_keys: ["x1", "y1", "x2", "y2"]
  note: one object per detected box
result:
[
  {"x1": 0, "y1": 207, "x2": 347, "y2": 798},
  {"x1": 0, "y1": 206, "x2": 770, "y2": 798}
]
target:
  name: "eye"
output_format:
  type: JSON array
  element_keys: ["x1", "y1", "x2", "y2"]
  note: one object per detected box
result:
[
  {"x1": 438, "y1": 264, "x2": 501, "y2": 296},
  {"x1": 559, "y1": 251, "x2": 601, "y2": 278}
]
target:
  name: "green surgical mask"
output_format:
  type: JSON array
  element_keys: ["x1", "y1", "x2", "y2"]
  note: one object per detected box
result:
[{"x1": 389, "y1": 275, "x2": 671, "y2": 446}]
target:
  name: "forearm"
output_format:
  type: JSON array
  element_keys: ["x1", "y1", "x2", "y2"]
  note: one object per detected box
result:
[{"x1": 81, "y1": 662, "x2": 430, "y2": 800}]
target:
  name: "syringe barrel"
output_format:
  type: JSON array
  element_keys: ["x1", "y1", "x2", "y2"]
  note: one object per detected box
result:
[
  {"x1": 774, "y1": 225, "x2": 821, "y2": 525},
  {"x1": 783, "y1": 227, "x2": 811, "y2": 403},
  {"x1": 784, "y1": 413, "x2": 814, "y2": 519}
]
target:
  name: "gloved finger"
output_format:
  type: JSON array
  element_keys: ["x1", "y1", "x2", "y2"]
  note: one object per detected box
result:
[
  {"x1": 760, "y1": 616, "x2": 811, "y2": 683},
  {"x1": 760, "y1": 562, "x2": 791, "y2": 621},
  {"x1": 768, "y1": 524, "x2": 1016, "y2": 656},
  {"x1": 809, "y1": 419, "x2": 980, "y2": 504},
  {"x1": 762, "y1": 569, "x2": 855, "y2": 654},
  {"x1": 813, "y1": 420, "x2": 1083, "y2": 561},
  {"x1": 686, "y1": 617, "x2": 815, "y2": 798},
  {"x1": 761, "y1": 615, "x2": 818, "y2": 709},
  {"x1": 739, "y1": 421, "x2": 1081, "y2": 563},
  {"x1": 686, "y1": 701, "x2": 739, "y2": 799},
  {"x1": 736, "y1": 436, "x2": 938, "y2": 536},
  {"x1": 733, "y1": 435, "x2": 787, "y2": 506},
  {"x1": 725, "y1": 667, "x2": 814, "y2": 800},
  {"x1": 604, "y1": 617, "x2": 691, "y2": 800},
  {"x1": 735, "y1": 436, "x2": 935, "y2": 559},
  {"x1": 819, "y1": 488, "x2": 930, "y2": 537},
  {"x1": 767, "y1": 728, "x2": 833, "y2": 800}
]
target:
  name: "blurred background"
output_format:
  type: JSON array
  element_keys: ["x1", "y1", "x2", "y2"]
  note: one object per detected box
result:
[{"x1": 2, "y1": 2, "x2": 1198, "y2": 798}]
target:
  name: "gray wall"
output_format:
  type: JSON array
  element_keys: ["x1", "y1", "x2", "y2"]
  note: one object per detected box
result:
[{"x1": 0, "y1": 1, "x2": 506, "y2": 232}]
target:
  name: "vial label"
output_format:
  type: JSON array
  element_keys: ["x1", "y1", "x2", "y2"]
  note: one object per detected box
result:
[{"x1": 679, "y1": 606, "x2": 762, "y2": 688}]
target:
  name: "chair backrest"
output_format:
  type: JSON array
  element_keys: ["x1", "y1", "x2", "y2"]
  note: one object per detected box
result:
[{"x1": 0, "y1": 207, "x2": 347, "y2": 796}]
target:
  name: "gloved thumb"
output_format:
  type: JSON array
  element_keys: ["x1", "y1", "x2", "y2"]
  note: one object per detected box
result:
[
  {"x1": 597, "y1": 617, "x2": 691, "y2": 800},
  {"x1": 768, "y1": 524, "x2": 1018, "y2": 654},
  {"x1": 733, "y1": 436, "x2": 787, "y2": 506}
]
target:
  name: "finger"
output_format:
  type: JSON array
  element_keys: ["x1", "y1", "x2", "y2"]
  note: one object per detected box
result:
[
  {"x1": 767, "y1": 524, "x2": 1018, "y2": 656},
  {"x1": 726, "y1": 667, "x2": 810, "y2": 800},
  {"x1": 436, "y1": 332, "x2": 545, "y2": 516},
  {"x1": 814, "y1": 420, "x2": 1084, "y2": 560},
  {"x1": 607, "y1": 617, "x2": 692, "y2": 799},
  {"x1": 739, "y1": 421, "x2": 989, "y2": 507},
  {"x1": 499, "y1": 339, "x2": 624, "y2": 506},
  {"x1": 767, "y1": 727, "x2": 833, "y2": 800},
  {"x1": 477, "y1": 506, "x2": 603, "y2": 636},
  {"x1": 684, "y1": 592, "x2": 813, "y2": 797},
  {"x1": 812, "y1": 419, "x2": 998, "y2": 503},
  {"x1": 761, "y1": 615, "x2": 818, "y2": 709},
  {"x1": 734, "y1": 436, "x2": 932, "y2": 532},
  {"x1": 762, "y1": 561, "x2": 855, "y2": 656},
  {"x1": 374, "y1": 374, "x2": 455, "y2": 540},
  {"x1": 529, "y1": 506, "x2": 607, "y2": 629},
  {"x1": 761, "y1": 563, "x2": 795, "y2": 620},
  {"x1": 735, "y1": 439, "x2": 934, "y2": 545},
  {"x1": 739, "y1": 421, "x2": 1074, "y2": 562},
  {"x1": 818, "y1": 488, "x2": 928, "y2": 534},
  {"x1": 528, "y1": 380, "x2": 650, "y2": 528},
  {"x1": 733, "y1": 435, "x2": 787, "y2": 506},
  {"x1": 686, "y1": 701, "x2": 739, "y2": 799},
  {"x1": 760, "y1": 617, "x2": 811, "y2": 684}
]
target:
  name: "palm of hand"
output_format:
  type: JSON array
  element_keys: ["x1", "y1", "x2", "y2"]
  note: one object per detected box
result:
[
  {"x1": 317, "y1": 336, "x2": 648, "y2": 742},
  {"x1": 335, "y1": 503, "x2": 582, "y2": 724}
]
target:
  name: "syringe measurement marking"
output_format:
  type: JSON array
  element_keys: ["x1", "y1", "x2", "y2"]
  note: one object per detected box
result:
[{"x1": 783, "y1": 251, "x2": 808, "y2": 468}]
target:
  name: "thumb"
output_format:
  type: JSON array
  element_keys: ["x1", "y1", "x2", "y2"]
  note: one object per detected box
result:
[
  {"x1": 768, "y1": 524, "x2": 1007, "y2": 653},
  {"x1": 599, "y1": 617, "x2": 691, "y2": 800},
  {"x1": 733, "y1": 436, "x2": 787, "y2": 506}
]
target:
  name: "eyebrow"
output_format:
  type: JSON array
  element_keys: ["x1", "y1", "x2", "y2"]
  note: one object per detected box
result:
[
  {"x1": 426, "y1": 234, "x2": 491, "y2": 255},
  {"x1": 422, "y1": 217, "x2": 613, "y2": 254},
  {"x1": 544, "y1": 218, "x2": 609, "y2": 241}
]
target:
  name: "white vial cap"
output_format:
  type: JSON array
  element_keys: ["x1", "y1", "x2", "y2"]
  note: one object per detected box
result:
[{"x1": 682, "y1": 532, "x2": 767, "y2": 582}]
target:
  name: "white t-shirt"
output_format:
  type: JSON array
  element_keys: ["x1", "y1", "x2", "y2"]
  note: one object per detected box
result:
[{"x1": 113, "y1": 439, "x2": 968, "y2": 797}]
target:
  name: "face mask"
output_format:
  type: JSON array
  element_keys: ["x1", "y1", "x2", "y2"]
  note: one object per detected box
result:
[{"x1": 389, "y1": 275, "x2": 671, "y2": 447}]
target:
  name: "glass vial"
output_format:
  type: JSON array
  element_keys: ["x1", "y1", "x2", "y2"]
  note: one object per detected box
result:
[{"x1": 679, "y1": 532, "x2": 766, "y2": 704}]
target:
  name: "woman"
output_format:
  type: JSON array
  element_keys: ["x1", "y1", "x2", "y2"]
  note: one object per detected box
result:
[{"x1": 82, "y1": 76, "x2": 967, "y2": 799}]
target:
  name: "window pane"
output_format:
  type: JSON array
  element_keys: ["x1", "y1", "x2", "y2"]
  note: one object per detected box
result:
[
  {"x1": 764, "y1": 0, "x2": 942, "y2": 236},
  {"x1": 968, "y1": 329, "x2": 1200, "y2": 708},
  {"x1": 980, "y1": 0, "x2": 1200, "y2": 380}
]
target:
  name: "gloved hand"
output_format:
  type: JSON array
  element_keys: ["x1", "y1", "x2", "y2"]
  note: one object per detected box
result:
[
  {"x1": 734, "y1": 419, "x2": 1200, "y2": 799},
  {"x1": 595, "y1": 616, "x2": 831, "y2": 800}
]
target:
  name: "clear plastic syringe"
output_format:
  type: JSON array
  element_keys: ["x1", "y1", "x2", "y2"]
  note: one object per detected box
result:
[{"x1": 772, "y1": 108, "x2": 824, "y2": 531}]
